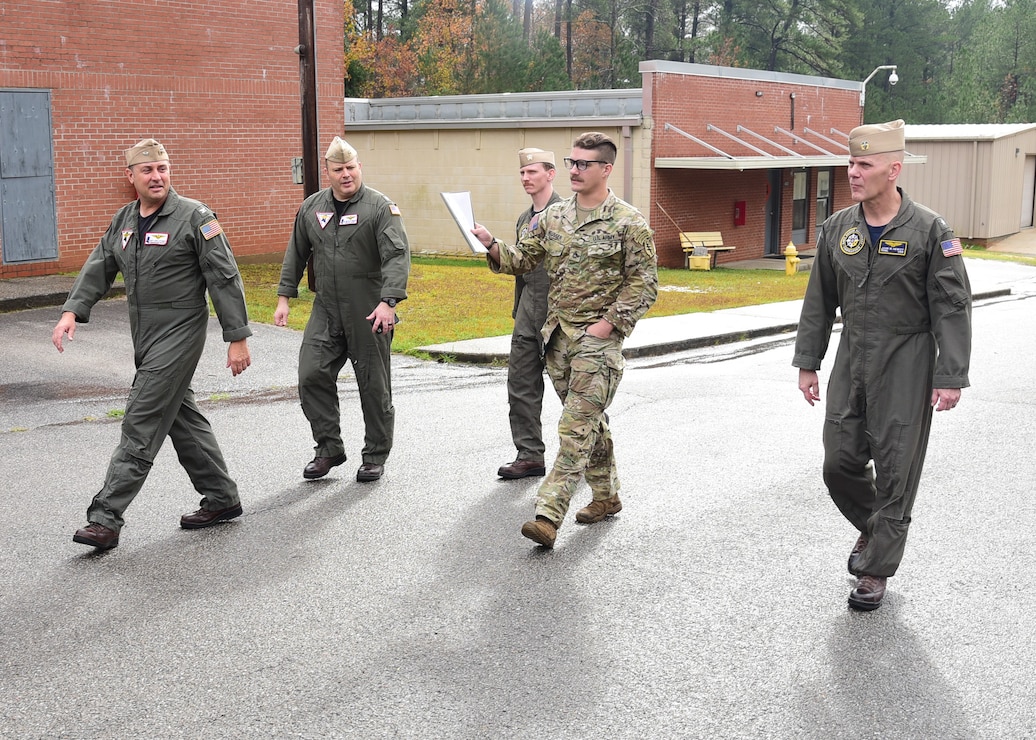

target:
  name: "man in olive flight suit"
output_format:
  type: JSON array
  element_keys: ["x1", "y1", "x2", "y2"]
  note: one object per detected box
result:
[
  {"x1": 794, "y1": 120, "x2": 972, "y2": 611},
  {"x1": 475, "y1": 132, "x2": 658, "y2": 548},
  {"x1": 53, "y1": 138, "x2": 253, "y2": 550},
  {"x1": 275, "y1": 137, "x2": 410, "y2": 483},
  {"x1": 496, "y1": 147, "x2": 562, "y2": 481}
]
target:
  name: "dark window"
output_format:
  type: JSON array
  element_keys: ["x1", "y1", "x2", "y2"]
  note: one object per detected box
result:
[{"x1": 816, "y1": 169, "x2": 833, "y2": 226}]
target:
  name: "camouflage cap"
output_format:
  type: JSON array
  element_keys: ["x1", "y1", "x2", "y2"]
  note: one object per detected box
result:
[
  {"x1": 124, "y1": 138, "x2": 169, "y2": 167},
  {"x1": 849, "y1": 119, "x2": 905, "y2": 156},
  {"x1": 518, "y1": 147, "x2": 555, "y2": 169},
  {"x1": 325, "y1": 136, "x2": 358, "y2": 163}
]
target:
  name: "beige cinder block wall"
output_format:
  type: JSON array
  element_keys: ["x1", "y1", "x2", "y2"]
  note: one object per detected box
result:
[{"x1": 344, "y1": 126, "x2": 651, "y2": 255}]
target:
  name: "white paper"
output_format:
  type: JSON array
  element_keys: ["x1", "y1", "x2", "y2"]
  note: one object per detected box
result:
[{"x1": 440, "y1": 191, "x2": 488, "y2": 253}]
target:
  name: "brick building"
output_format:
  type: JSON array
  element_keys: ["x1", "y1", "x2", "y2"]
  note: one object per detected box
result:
[
  {"x1": 344, "y1": 61, "x2": 908, "y2": 269},
  {"x1": 647, "y1": 62, "x2": 865, "y2": 267},
  {"x1": 0, "y1": 0, "x2": 343, "y2": 278}
]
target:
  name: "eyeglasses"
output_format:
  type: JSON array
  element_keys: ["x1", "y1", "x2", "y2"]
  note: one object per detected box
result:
[{"x1": 563, "y1": 158, "x2": 609, "y2": 171}]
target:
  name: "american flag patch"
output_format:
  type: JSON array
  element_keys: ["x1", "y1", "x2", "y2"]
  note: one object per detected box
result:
[
  {"x1": 941, "y1": 237, "x2": 963, "y2": 257},
  {"x1": 200, "y1": 219, "x2": 224, "y2": 240}
]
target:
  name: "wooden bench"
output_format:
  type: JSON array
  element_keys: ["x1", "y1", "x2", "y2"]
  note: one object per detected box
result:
[{"x1": 680, "y1": 231, "x2": 737, "y2": 269}]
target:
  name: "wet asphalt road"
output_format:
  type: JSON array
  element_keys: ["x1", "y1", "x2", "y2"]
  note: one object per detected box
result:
[{"x1": 2, "y1": 275, "x2": 1036, "y2": 738}]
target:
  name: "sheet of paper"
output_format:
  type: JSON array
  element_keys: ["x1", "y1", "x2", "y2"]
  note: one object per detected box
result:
[{"x1": 440, "y1": 191, "x2": 488, "y2": 254}]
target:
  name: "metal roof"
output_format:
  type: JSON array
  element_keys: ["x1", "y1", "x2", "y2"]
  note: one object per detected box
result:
[
  {"x1": 656, "y1": 122, "x2": 926, "y2": 170},
  {"x1": 639, "y1": 60, "x2": 861, "y2": 93},
  {"x1": 905, "y1": 123, "x2": 1036, "y2": 141},
  {"x1": 344, "y1": 90, "x2": 643, "y2": 130}
]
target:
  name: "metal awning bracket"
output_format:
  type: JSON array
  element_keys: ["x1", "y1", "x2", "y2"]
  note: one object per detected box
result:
[
  {"x1": 774, "y1": 126, "x2": 834, "y2": 155},
  {"x1": 707, "y1": 123, "x2": 773, "y2": 157},
  {"x1": 664, "y1": 122, "x2": 733, "y2": 159},
  {"x1": 736, "y1": 125, "x2": 801, "y2": 157}
]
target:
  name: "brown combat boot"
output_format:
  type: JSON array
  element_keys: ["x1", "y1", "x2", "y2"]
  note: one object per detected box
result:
[
  {"x1": 848, "y1": 575, "x2": 887, "y2": 611},
  {"x1": 520, "y1": 516, "x2": 557, "y2": 548},
  {"x1": 575, "y1": 495, "x2": 622, "y2": 524},
  {"x1": 848, "y1": 533, "x2": 868, "y2": 575}
]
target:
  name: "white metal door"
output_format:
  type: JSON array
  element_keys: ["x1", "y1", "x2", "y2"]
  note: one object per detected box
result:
[{"x1": 1021, "y1": 155, "x2": 1035, "y2": 229}]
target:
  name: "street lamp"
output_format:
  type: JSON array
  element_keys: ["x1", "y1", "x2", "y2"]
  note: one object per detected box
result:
[{"x1": 860, "y1": 65, "x2": 898, "y2": 107}]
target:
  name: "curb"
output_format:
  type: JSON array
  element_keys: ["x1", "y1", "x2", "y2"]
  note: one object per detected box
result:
[
  {"x1": 0, "y1": 285, "x2": 126, "y2": 314},
  {"x1": 419, "y1": 287, "x2": 1014, "y2": 364}
]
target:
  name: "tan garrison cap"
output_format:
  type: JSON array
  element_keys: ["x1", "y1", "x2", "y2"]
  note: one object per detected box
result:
[
  {"x1": 518, "y1": 147, "x2": 555, "y2": 168},
  {"x1": 124, "y1": 138, "x2": 169, "y2": 167},
  {"x1": 849, "y1": 119, "x2": 906, "y2": 156},
  {"x1": 325, "y1": 136, "x2": 358, "y2": 163}
]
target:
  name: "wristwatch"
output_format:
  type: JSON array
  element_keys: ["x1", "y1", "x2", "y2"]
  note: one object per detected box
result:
[{"x1": 381, "y1": 297, "x2": 398, "y2": 308}]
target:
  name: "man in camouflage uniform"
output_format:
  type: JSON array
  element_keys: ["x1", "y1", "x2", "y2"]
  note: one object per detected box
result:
[
  {"x1": 53, "y1": 138, "x2": 252, "y2": 550},
  {"x1": 275, "y1": 137, "x2": 410, "y2": 483},
  {"x1": 496, "y1": 147, "x2": 562, "y2": 481},
  {"x1": 794, "y1": 120, "x2": 972, "y2": 611},
  {"x1": 475, "y1": 131, "x2": 658, "y2": 548}
]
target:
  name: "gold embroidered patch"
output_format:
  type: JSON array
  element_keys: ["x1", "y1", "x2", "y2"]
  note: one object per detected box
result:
[
  {"x1": 840, "y1": 227, "x2": 865, "y2": 255},
  {"x1": 877, "y1": 240, "x2": 908, "y2": 257}
]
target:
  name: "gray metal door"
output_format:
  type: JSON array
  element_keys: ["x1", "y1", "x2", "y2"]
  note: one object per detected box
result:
[
  {"x1": 765, "y1": 169, "x2": 782, "y2": 255},
  {"x1": 0, "y1": 90, "x2": 58, "y2": 263}
]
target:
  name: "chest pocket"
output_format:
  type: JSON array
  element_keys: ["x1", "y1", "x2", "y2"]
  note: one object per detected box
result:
[
  {"x1": 587, "y1": 239, "x2": 622, "y2": 258},
  {"x1": 543, "y1": 239, "x2": 565, "y2": 258}
]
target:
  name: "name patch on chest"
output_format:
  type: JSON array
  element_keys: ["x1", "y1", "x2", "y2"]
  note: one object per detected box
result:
[
  {"x1": 839, "y1": 227, "x2": 865, "y2": 255},
  {"x1": 877, "y1": 239, "x2": 908, "y2": 257},
  {"x1": 339, "y1": 214, "x2": 358, "y2": 226},
  {"x1": 144, "y1": 232, "x2": 169, "y2": 246}
]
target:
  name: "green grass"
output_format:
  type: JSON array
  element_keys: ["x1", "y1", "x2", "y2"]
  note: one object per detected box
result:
[
  {"x1": 239, "y1": 255, "x2": 810, "y2": 356},
  {"x1": 958, "y1": 244, "x2": 1036, "y2": 267},
  {"x1": 239, "y1": 245, "x2": 1026, "y2": 356}
]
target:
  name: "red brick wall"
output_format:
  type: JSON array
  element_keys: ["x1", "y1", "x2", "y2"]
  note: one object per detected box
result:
[
  {"x1": 646, "y1": 70, "x2": 859, "y2": 268},
  {"x1": 0, "y1": 0, "x2": 343, "y2": 278}
]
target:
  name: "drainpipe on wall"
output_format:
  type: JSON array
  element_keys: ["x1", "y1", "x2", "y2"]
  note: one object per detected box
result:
[
  {"x1": 622, "y1": 125, "x2": 633, "y2": 203},
  {"x1": 297, "y1": 0, "x2": 319, "y2": 290}
]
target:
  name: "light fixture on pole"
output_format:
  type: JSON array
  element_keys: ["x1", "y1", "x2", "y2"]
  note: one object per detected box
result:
[{"x1": 860, "y1": 65, "x2": 898, "y2": 107}]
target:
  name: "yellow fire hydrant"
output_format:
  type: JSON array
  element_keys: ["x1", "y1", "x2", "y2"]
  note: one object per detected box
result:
[{"x1": 784, "y1": 241, "x2": 800, "y2": 275}]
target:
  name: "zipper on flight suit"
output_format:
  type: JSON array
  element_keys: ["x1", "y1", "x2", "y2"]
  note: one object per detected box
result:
[{"x1": 857, "y1": 235, "x2": 878, "y2": 289}]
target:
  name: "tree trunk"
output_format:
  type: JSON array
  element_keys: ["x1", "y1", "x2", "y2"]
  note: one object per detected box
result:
[{"x1": 645, "y1": 0, "x2": 657, "y2": 60}]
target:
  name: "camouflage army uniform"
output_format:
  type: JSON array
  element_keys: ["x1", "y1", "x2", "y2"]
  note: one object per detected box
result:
[
  {"x1": 507, "y1": 191, "x2": 562, "y2": 463},
  {"x1": 62, "y1": 189, "x2": 252, "y2": 531},
  {"x1": 278, "y1": 183, "x2": 410, "y2": 466},
  {"x1": 492, "y1": 189, "x2": 658, "y2": 526},
  {"x1": 793, "y1": 188, "x2": 972, "y2": 577}
]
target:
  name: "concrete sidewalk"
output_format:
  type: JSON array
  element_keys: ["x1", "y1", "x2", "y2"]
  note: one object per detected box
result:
[
  {"x1": 3, "y1": 257, "x2": 1034, "y2": 363},
  {"x1": 0, "y1": 274, "x2": 124, "y2": 313},
  {"x1": 417, "y1": 256, "x2": 1033, "y2": 362}
]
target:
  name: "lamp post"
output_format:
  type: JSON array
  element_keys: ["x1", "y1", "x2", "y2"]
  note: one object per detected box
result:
[{"x1": 860, "y1": 65, "x2": 898, "y2": 109}]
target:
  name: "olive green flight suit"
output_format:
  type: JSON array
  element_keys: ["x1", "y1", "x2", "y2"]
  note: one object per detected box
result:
[
  {"x1": 62, "y1": 189, "x2": 252, "y2": 531},
  {"x1": 793, "y1": 189, "x2": 972, "y2": 577},
  {"x1": 507, "y1": 192, "x2": 561, "y2": 462},
  {"x1": 278, "y1": 184, "x2": 410, "y2": 465}
]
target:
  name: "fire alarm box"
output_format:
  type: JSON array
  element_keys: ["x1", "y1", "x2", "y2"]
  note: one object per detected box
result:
[{"x1": 733, "y1": 200, "x2": 746, "y2": 226}]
